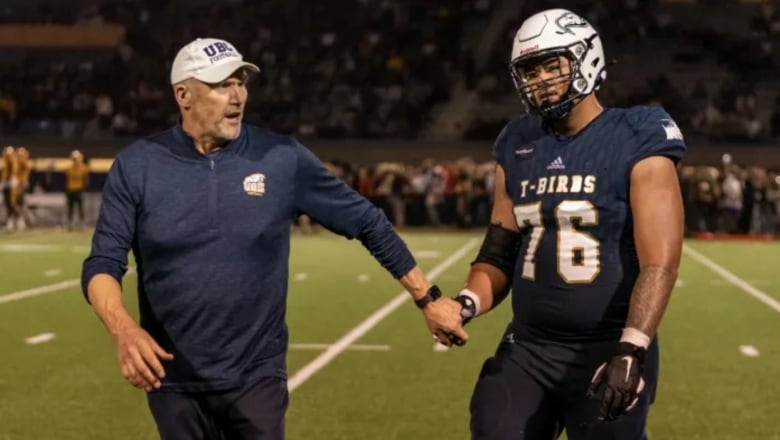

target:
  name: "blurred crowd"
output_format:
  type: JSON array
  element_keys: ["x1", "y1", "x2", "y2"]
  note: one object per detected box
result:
[
  {"x1": 3, "y1": 148, "x2": 779, "y2": 237},
  {"x1": 681, "y1": 157, "x2": 780, "y2": 236},
  {"x1": 2, "y1": 0, "x2": 779, "y2": 144},
  {"x1": 0, "y1": 0, "x2": 489, "y2": 139},
  {"x1": 321, "y1": 157, "x2": 495, "y2": 229},
  {"x1": 468, "y1": 0, "x2": 780, "y2": 143},
  {"x1": 313, "y1": 156, "x2": 780, "y2": 237},
  {"x1": 1, "y1": 0, "x2": 779, "y2": 237}
]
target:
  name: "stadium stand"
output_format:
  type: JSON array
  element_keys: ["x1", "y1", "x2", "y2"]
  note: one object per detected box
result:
[{"x1": 0, "y1": 0, "x2": 778, "y2": 235}]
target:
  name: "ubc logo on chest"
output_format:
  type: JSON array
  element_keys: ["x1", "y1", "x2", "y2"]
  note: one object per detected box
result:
[
  {"x1": 518, "y1": 174, "x2": 596, "y2": 198},
  {"x1": 203, "y1": 41, "x2": 239, "y2": 64},
  {"x1": 243, "y1": 173, "x2": 266, "y2": 197}
]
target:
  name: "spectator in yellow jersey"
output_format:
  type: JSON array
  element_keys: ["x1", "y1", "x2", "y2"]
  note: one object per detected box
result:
[
  {"x1": 14, "y1": 147, "x2": 31, "y2": 230},
  {"x1": 2, "y1": 146, "x2": 19, "y2": 231},
  {"x1": 65, "y1": 150, "x2": 89, "y2": 230}
]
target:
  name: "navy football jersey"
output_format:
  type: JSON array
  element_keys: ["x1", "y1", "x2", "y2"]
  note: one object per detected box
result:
[{"x1": 493, "y1": 106, "x2": 686, "y2": 342}]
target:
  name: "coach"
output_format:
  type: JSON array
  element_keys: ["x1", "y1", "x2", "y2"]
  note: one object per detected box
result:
[{"x1": 81, "y1": 37, "x2": 466, "y2": 440}]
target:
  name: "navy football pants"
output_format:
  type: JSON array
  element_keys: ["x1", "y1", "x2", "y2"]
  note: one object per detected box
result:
[
  {"x1": 470, "y1": 334, "x2": 659, "y2": 440},
  {"x1": 147, "y1": 376, "x2": 288, "y2": 440}
]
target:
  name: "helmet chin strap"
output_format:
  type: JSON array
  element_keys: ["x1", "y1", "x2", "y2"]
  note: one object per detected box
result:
[
  {"x1": 541, "y1": 101, "x2": 575, "y2": 120},
  {"x1": 539, "y1": 92, "x2": 587, "y2": 121}
]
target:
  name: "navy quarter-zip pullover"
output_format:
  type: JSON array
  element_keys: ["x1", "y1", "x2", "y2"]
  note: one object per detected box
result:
[{"x1": 81, "y1": 123, "x2": 416, "y2": 392}]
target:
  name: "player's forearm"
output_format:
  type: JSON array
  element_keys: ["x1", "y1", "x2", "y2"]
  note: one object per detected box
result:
[
  {"x1": 87, "y1": 274, "x2": 138, "y2": 338},
  {"x1": 463, "y1": 263, "x2": 511, "y2": 315},
  {"x1": 625, "y1": 265, "x2": 678, "y2": 339},
  {"x1": 399, "y1": 266, "x2": 433, "y2": 301}
]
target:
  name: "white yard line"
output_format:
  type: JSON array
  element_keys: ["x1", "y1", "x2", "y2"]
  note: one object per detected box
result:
[
  {"x1": 0, "y1": 243, "x2": 60, "y2": 252},
  {"x1": 289, "y1": 343, "x2": 391, "y2": 352},
  {"x1": 682, "y1": 244, "x2": 780, "y2": 313},
  {"x1": 0, "y1": 279, "x2": 82, "y2": 304},
  {"x1": 287, "y1": 238, "x2": 480, "y2": 392},
  {"x1": 0, "y1": 267, "x2": 136, "y2": 305},
  {"x1": 739, "y1": 345, "x2": 760, "y2": 357},
  {"x1": 44, "y1": 269, "x2": 62, "y2": 278},
  {"x1": 25, "y1": 332, "x2": 56, "y2": 345},
  {"x1": 413, "y1": 250, "x2": 442, "y2": 259}
]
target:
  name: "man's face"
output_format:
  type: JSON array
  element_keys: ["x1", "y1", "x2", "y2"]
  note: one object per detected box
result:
[
  {"x1": 516, "y1": 54, "x2": 572, "y2": 107},
  {"x1": 186, "y1": 69, "x2": 249, "y2": 142}
]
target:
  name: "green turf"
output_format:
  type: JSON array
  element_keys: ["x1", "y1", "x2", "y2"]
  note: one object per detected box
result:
[{"x1": 0, "y1": 230, "x2": 778, "y2": 439}]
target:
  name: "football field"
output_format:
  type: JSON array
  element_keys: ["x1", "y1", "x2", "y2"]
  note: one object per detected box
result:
[{"x1": 0, "y1": 229, "x2": 778, "y2": 439}]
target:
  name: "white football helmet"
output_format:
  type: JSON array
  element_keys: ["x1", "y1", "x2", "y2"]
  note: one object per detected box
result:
[{"x1": 509, "y1": 8, "x2": 607, "y2": 119}]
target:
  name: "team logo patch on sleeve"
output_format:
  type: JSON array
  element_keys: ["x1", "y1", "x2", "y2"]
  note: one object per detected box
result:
[
  {"x1": 243, "y1": 173, "x2": 266, "y2": 197},
  {"x1": 514, "y1": 145, "x2": 536, "y2": 159},
  {"x1": 661, "y1": 118, "x2": 683, "y2": 141}
]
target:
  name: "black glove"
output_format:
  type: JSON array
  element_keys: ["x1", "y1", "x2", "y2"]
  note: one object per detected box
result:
[{"x1": 586, "y1": 342, "x2": 646, "y2": 421}]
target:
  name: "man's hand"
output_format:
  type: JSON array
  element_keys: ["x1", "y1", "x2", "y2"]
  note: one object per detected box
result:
[
  {"x1": 586, "y1": 342, "x2": 646, "y2": 421},
  {"x1": 422, "y1": 297, "x2": 469, "y2": 347},
  {"x1": 113, "y1": 324, "x2": 174, "y2": 392}
]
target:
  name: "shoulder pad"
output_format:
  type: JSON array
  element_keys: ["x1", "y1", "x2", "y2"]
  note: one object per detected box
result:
[
  {"x1": 492, "y1": 114, "x2": 546, "y2": 165},
  {"x1": 623, "y1": 105, "x2": 686, "y2": 166}
]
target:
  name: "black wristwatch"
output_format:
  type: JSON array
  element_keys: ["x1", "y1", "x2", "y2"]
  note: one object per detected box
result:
[{"x1": 414, "y1": 285, "x2": 442, "y2": 309}]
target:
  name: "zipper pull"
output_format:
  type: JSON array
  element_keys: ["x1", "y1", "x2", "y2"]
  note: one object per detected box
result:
[{"x1": 210, "y1": 159, "x2": 215, "y2": 171}]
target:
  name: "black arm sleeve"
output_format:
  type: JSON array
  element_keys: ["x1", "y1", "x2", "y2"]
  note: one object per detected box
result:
[{"x1": 471, "y1": 223, "x2": 524, "y2": 279}]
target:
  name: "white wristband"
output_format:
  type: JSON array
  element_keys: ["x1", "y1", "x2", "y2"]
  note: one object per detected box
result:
[
  {"x1": 620, "y1": 327, "x2": 651, "y2": 349},
  {"x1": 458, "y1": 289, "x2": 481, "y2": 318}
]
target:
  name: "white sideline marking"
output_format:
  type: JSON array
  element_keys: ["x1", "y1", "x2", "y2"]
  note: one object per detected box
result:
[
  {"x1": 0, "y1": 243, "x2": 59, "y2": 252},
  {"x1": 414, "y1": 250, "x2": 441, "y2": 259},
  {"x1": 0, "y1": 280, "x2": 81, "y2": 304},
  {"x1": 293, "y1": 273, "x2": 308, "y2": 281},
  {"x1": 356, "y1": 274, "x2": 370, "y2": 282},
  {"x1": 289, "y1": 343, "x2": 391, "y2": 352},
  {"x1": 25, "y1": 332, "x2": 56, "y2": 345},
  {"x1": 0, "y1": 267, "x2": 137, "y2": 305},
  {"x1": 683, "y1": 244, "x2": 780, "y2": 314},
  {"x1": 675, "y1": 279, "x2": 684, "y2": 288},
  {"x1": 739, "y1": 345, "x2": 760, "y2": 357},
  {"x1": 709, "y1": 279, "x2": 772, "y2": 286},
  {"x1": 287, "y1": 238, "x2": 480, "y2": 392},
  {"x1": 44, "y1": 269, "x2": 62, "y2": 278}
]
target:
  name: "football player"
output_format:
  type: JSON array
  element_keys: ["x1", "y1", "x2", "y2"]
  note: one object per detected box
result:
[
  {"x1": 2, "y1": 145, "x2": 19, "y2": 231},
  {"x1": 451, "y1": 8, "x2": 685, "y2": 439},
  {"x1": 65, "y1": 149, "x2": 89, "y2": 230},
  {"x1": 14, "y1": 146, "x2": 31, "y2": 230}
]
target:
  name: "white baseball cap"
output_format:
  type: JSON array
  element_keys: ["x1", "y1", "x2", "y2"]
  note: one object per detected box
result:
[{"x1": 170, "y1": 38, "x2": 260, "y2": 85}]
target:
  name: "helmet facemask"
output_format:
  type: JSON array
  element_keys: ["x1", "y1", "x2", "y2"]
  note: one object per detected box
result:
[{"x1": 509, "y1": 40, "x2": 597, "y2": 120}]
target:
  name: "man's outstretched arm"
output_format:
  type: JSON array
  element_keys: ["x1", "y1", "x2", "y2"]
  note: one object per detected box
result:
[
  {"x1": 293, "y1": 141, "x2": 467, "y2": 345},
  {"x1": 456, "y1": 164, "x2": 523, "y2": 323}
]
